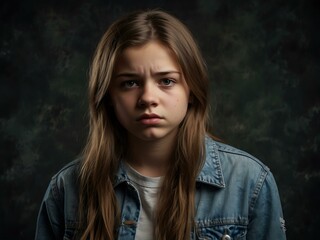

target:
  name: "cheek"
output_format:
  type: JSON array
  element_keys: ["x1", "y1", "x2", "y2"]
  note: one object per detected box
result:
[
  {"x1": 112, "y1": 104, "x2": 129, "y2": 129},
  {"x1": 111, "y1": 92, "x2": 127, "y2": 106},
  {"x1": 113, "y1": 96, "x2": 134, "y2": 118},
  {"x1": 172, "y1": 96, "x2": 189, "y2": 115}
]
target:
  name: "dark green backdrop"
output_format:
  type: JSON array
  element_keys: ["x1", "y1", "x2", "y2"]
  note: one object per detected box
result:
[{"x1": 1, "y1": 0, "x2": 319, "y2": 239}]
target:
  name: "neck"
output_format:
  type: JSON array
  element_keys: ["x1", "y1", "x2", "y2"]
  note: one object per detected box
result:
[{"x1": 126, "y1": 133, "x2": 177, "y2": 177}]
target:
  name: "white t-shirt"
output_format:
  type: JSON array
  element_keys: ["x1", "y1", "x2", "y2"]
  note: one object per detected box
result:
[{"x1": 125, "y1": 163, "x2": 163, "y2": 240}]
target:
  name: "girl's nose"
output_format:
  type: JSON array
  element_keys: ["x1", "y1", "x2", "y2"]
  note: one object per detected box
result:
[{"x1": 137, "y1": 82, "x2": 159, "y2": 108}]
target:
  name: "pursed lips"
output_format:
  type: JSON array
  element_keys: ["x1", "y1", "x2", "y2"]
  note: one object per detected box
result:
[{"x1": 137, "y1": 113, "x2": 162, "y2": 125}]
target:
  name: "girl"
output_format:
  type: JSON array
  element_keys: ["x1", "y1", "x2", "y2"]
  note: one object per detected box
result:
[{"x1": 35, "y1": 10, "x2": 286, "y2": 240}]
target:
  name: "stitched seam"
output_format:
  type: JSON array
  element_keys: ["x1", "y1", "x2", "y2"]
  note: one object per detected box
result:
[
  {"x1": 195, "y1": 217, "x2": 249, "y2": 227},
  {"x1": 248, "y1": 169, "x2": 268, "y2": 219}
]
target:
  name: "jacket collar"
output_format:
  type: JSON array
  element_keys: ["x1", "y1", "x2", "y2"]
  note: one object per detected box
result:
[
  {"x1": 114, "y1": 161, "x2": 130, "y2": 187},
  {"x1": 196, "y1": 136, "x2": 225, "y2": 188},
  {"x1": 113, "y1": 136, "x2": 225, "y2": 188}
]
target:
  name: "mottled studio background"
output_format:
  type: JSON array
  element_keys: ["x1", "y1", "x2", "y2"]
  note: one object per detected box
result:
[{"x1": 1, "y1": 0, "x2": 319, "y2": 239}]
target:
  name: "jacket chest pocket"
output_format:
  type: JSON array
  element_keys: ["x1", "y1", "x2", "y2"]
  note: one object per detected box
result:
[{"x1": 196, "y1": 224, "x2": 247, "y2": 240}]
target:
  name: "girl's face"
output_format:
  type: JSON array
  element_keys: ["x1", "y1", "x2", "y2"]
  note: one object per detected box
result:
[{"x1": 109, "y1": 41, "x2": 190, "y2": 142}]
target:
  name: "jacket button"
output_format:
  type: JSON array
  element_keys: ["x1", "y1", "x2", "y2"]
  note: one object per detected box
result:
[{"x1": 221, "y1": 234, "x2": 231, "y2": 240}]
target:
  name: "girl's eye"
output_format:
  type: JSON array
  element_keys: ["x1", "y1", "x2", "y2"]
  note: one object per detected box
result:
[
  {"x1": 121, "y1": 80, "x2": 139, "y2": 88},
  {"x1": 160, "y1": 78, "x2": 175, "y2": 86}
]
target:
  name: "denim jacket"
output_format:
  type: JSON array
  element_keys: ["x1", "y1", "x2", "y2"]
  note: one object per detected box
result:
[{"x1": 35, "y1": 137, "x2": 286, "y2": 239}]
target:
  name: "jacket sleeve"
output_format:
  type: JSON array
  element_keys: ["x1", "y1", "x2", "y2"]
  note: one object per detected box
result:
[
  {"x1": 247, "y1": 170, "x2": 287, "y2": 239},
  {"x1": 35, "y1": 178, "x2": 64, "y2": 240}
]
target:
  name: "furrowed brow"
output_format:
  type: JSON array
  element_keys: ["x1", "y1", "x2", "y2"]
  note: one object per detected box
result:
[
  {"x1": 154, "y1": 71, "x2": 181, "y2": 76},
  {"x1": 114, "y1": 73, "x2": 140, "y2": 79}
]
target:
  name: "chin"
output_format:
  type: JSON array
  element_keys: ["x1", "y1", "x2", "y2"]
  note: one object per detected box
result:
[
  {"x1": 137, "y1": 129, "x2": 177, "y2": 142},
  {"x1": 138, "y1": 133, "x2": 163, "y2": 141}
]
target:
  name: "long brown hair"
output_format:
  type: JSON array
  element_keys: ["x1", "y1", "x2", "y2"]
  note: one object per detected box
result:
[{"x1": 79, "y1": 10, "x2": 209, "y2": 240}]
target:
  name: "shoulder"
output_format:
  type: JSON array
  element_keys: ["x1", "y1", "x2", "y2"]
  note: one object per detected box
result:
[
  {"x1": 205, "y1": 136, "x2": 270, "y2": 173},
  {"x1": 52, "y1": 159, "x2": 81, "y2": 180},
  {"x1": 49, "y1": 159, "x2": 81, "y2": 201},
  {"x1": 200, "y1": 136, "x2": 274, "y2": 189},
  {"x1": 38, "y1": 159, "x2": 81, "y2": 233},
  {"x1": 203, "y1": 136, "x2": 280, "y2": 203}
]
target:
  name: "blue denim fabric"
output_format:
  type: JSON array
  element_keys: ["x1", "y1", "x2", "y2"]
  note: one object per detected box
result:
[{"x1": 35, "y1": 137, "x2": 286, "y2": 239}]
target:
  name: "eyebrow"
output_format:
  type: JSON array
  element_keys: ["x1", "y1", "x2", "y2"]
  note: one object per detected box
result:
[{"x1": 114, "y1": 71, "x2": 181, "y2": 79}]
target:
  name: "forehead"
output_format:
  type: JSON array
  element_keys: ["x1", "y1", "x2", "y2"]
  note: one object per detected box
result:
[{"x1": 114, "y1": 41, "x2": 180, "y2": 72}]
